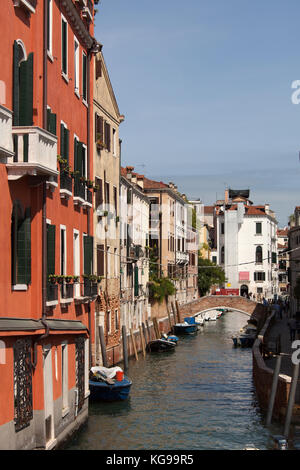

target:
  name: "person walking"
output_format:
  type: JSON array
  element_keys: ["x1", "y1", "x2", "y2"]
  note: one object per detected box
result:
[{"x1": 288, "y1": 318, "x2": 297, "y2": 342}]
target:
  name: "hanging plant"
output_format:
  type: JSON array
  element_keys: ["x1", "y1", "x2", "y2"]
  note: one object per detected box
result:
[
  {"x1": 48, "y1": 274, "x2": 58, "y2": 284},
  {"x1": 65, "y1": 275, "x2": 73, "y2": 283},
  {"x1": 72, "y1": 275, "x2": 80, "y2": 283}
]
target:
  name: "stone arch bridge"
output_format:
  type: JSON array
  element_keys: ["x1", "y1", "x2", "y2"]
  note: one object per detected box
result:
[{"x1": 178, "y1": 296, "x2": 269, "y2": 329}]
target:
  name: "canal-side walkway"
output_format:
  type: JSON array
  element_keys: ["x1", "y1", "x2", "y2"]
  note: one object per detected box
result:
[{"x1": 264, "y1": 309, "x2": 300, "y2": 403}]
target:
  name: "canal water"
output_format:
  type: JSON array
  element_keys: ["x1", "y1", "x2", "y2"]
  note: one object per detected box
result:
[{"x1": 66, "y1": 310, "x2": 282, "y2": 450}]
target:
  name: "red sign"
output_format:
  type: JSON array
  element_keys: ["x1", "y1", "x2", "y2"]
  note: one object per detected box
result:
[
  {"x1": 239, "y1": 271, "x2": 249, "y2": 281},
  {"x1": 214, "y1": 289, "x2": 239, "y2": 296}
]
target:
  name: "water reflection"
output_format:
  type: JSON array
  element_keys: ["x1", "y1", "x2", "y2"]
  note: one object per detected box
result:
[{"x1": 66, "y1": 311, "x2": 281, "y2": 450}]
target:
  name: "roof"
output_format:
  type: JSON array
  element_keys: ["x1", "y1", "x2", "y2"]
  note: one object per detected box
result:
[
  {"x1": 227, "y1": 204, "x2": 268, "y2": 216},
  {"x1": 204, "y1": 206, "x2": 215, "y2": 214},
  {"x1": 277, "y1": 228, "x2": 289, "y2": 236}
]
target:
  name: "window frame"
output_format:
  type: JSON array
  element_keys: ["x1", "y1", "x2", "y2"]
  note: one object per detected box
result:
[{"x1": 61, "y1": 14, "x2": 68, "y2": 79}]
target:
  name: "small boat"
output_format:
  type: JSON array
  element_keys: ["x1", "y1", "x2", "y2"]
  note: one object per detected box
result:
[
  {"x1": 146, "y1": 338, "x2": 176, "y2": 353},
  {"x1": 89, "y1": 366, "x2": 132, "y2": 401},
  {"x1": 184, "y1": 316, "x2": 203, "y2": 330},
  {"x1": 161, "y1": 333, "x2": 179, "y2": 344},
  {"x1": 172, "y1": 322, "x2": 198, "y2": 335},
  {"x1": 232, "y1": 324, "x2": 257, "y2": 348},
  {"x1": 194, "y1": 315, "x2": 204, "y2": 326}
]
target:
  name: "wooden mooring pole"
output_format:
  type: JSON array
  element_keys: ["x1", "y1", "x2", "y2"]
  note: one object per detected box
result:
[
  {"x1": 122, "y1": 325, "x2": 129, "y2": 371},
  {"x1": 130, "y1": 327, "x2": 138, "y2": 361},
  {"x1": 166, "y1": 304, "x2": 172, "y2": 332},
  {"x1": 139, "y1": 325, "x2": 146, "y2": 357},
  {"x1": 175, "y1": 300, "x2": 181, "y2": 323},
  {"x1": 98, "y1": 325, "x2": 108, "y2": 367},
  {"x1": 283, "y1": 362, "x2": 300, "y2": 438},
  {"x1": 146, "y1": 320, "x2": 151, "y2": 342}
]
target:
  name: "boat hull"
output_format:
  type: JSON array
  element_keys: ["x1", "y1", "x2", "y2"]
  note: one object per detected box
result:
[
  {"x1": 172, "y1": 324, "x2": 198, "y2": 335},
  {"x1": 146, "y1": 339, "x2": 176, "y2": 353},
  {"x1": 89, "y1": 377, "x2": 132, "y2": 401}
]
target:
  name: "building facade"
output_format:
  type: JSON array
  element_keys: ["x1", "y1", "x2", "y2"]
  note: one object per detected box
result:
[
  {"x1": 216, "y1": 190, "x2": 278, "y2": 301},
  {"x1": 0, "y1": 0, "x2": 98, "y2": 449},
  {"x1": 93, "y1": 51, "x2": 123, "y2": 366}
]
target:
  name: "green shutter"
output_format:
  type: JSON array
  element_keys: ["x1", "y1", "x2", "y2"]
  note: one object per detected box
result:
[
  {"x1": 13, "y1": 41, "x2": 20, "y2": 126},
  {"x1": 17, "y1": 208, "x2": 31, "y2": 285},
  {"x1": 60, "y1": 123, "x2": 65, "y2": 157},
  {"x1": 74, "y1": 138, "x2": 79, "y2": 172},
  {"x1": 134, "y1": 265, "x2": 139, "y2": 296},
  {"x1": 47, "y1": 109, "x2": 56, "y2": 136},
  {"x1": 272, "y1": 252, "x2": 277, "y2": 264},
  {"x1": 64, "y1": 127, "x2": 69, "y2": 163},
  {"x1": 84, "y1": 235, "x2": 93, "y2": 275},
  {"x1": 77, "y1": 141, "x2": 84, "y2": 177},
  {"x1": 19, "y1": 53, "x2": 33, "y2": 126},
  {"x1": 62, "y1": 20, "x2": 67, "y2": 74},
  {"x1": 47, "y1": 224, "x2": 56, "y2": 277}
]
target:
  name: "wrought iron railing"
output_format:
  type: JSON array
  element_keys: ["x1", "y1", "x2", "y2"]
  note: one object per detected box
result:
[
  {"x1": 85, "y1": 188, "x2": 92, "y2": 205},
  {"x1": 83, "y1": 279, "x2": 98, "y2": 297},
  {"x1": 60, "y1": 171, "x2": 73, "y2": 193},
  {"x1": 74, "y1": 177, "x2": 86, "y2": 200},
  {"x1": 47, "y1": 283, "x2": 58, "y2": 302},
  {"x1": 61, "y1": 282, "x2": 74, "y2": 299}
]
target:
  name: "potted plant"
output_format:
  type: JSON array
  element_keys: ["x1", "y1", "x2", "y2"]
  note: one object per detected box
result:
[
  {"x1": 96, "y1": 275, "x2": 104, "y2": 283},
  {"x1": 93, "y1": 184, "x2": 100, "y2": 192},
  {"x1": 65, "y1": 275, "x2": 73, "y2": 283},
  {"x1": 48, "y1": 274, "x2": 58, "y2": 284},
  {"x1": 89, "y1": 274, "x2": 98, "y2": 283},
  {"x1": 56, "y1": 275, "x2": 64, "y2": 284},
  {"x1": 72, "y1": 275, "x2": 80, "y2": 283},
  {"x1": 86, "y1": 179, "x2": 94, "y2": 189},
  {"x1": 96, "y1": 133, "x2": 106, "y2": 149}
]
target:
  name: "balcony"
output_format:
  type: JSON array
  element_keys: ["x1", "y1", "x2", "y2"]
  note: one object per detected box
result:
[
  {"x1": 83, "y1": 188, "x2": 93, "y2": 208},
  {"x1": 46, "y1": 283, "x2": 58, "y2": 307},
  {"x1": 73, "y1": 177, "x2": 86, "y2": 205},
  {"x1": 82, "y1": 0, "x2": 93, "y2": 21},
  {"x1": 13, "y1": 0, "x2": 37, "y2": 14},
  {"x1": 60, "y1": 282, "x2": 74, "y2": 304},
  {"x1": 83, "y1": 279, "x2": 98, "y2": 297},
  {"x1": 176, "y1": 251, "x2": 189, "y2": 264},
  {"x1": 0, "y1": 105, "x2": 14, "y2": 162},
  {"x1": 7, "y1": 127, "x2": 58, "y2": 181},
  {"x1": 60, "y1": 171, "x2": 73, "y2": 199}
]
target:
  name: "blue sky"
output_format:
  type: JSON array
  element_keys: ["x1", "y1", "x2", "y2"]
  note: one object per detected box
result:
[{"x1": 94, "y1": 0, "x2": 300, "y2": 227}]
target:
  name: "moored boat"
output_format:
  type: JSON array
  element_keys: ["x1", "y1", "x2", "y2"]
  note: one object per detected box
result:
[
  {"x1": 172, "y1": 322, "x2": 198, "y2": 335},
  {"x1": 89, "y1": 366, "x2": 132, "y2": 401},
  {"x1": 146, "y1": 338, "x2": 176, "y2": 353}
]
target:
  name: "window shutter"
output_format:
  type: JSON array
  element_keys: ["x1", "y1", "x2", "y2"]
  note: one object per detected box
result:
[
  {"x1": 74, "y1": 138, "x2": 79, "y2": 172},
  {"x1": 95, "y1": 114, "x2": 104, "y2": 143},
  {"x1": 19, "y1": 53, "x2": 33, "y2": 126},
  {"x1": 64, "y1": 127, "x2": 69, "y2": 163},
  {"x1": 84, "y1": 236, "x2": 93, "y2": 275},
  {"x1": 272, "y1": 252, "x2": 277, "y2": 264},
  {"x1": 134, "y1": 265, "x2": 139, "y2": 296},
  {"x1": 60, "y1": 123, "x2": 65, "y2": 158},
  {"x1": 47, "y1": 224, "x2": 56, "y2": 277},
  {"x1": 95, "y1": 177, "x2": 103, "y2": 208},
  {"x1": 82, "y1": 54, "x2": 87, "y2": 100},
  {"x1": 13, "y1": 41, "x2": 20, "y2": 126},
  {"x1": 62, "y1": 20, "x2": 67, "y2": 74},
  {"x1": 97, "y1": 244, "x2": 104, "y2": 276},
  {"x1": 17, "y1": 208, "x2": 31, "y2": 285},
  {"x1": 47, "y1": 109, "x2": 56, "y2": 135}
]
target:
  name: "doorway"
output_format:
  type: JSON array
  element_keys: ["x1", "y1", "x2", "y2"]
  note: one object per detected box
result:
[{"x1": 240, "y1": 285, "x2": 249, "y2": 297}]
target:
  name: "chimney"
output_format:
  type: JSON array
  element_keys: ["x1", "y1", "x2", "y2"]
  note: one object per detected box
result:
[
  {"x1": 169, "y1": 182, "x2": 174, "y2": 189},
  {"x1": 225, "y1": 189, "x2": 229, "y2": 205},
  {"x1": 265, "y1": 203, "x2": 270, "y2": 215},
  {"x1": 126, "y1": 166, "x2": 134, "y2": 180}
]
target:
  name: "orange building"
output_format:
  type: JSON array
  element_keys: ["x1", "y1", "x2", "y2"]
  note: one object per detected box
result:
[{"x1": 0, "y1": 0, "x2": 100, "y2": 449}]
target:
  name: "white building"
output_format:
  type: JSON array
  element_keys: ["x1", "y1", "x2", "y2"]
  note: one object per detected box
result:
[
  {"x1": 120, "y1": 168, "x2": 151, "y2": 332},
  {"x1": 217, "y1": 189, "x2": 278, "y2": 301}
]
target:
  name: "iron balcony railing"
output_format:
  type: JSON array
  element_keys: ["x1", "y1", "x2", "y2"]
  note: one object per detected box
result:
[
  {"x1": 74, "y1": 177, "x2": 86, "y2": 200},
  {"x1": 83, "y1": 279, "x2": 98, "y2": 297},
  {"x1": 60, "y1": 171, "x2": 73, "y2": 193},
  {"x1": 61, "y1": 282, "x2": 74, "y2": 300},
  {"x1": 47, "y1": 283, "x2": 58, "y2": 302},
  {"x1": 85, "y1": 188, "x2": 92, "y2": 205}
]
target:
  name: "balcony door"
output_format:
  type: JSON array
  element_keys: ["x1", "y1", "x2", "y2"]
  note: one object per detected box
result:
[{"x1": 74, "y1": 230, "x2": 80, "y2": 298}]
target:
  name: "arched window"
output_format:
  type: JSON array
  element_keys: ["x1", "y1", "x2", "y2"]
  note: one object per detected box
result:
[
  {"x1": 221, "y1": 246, "x2": 225, "y2": 264},
  {"x1": 0, "y1": 340, "x2": 5, "y2": 365},
  {"x1": 13, "y1": 40, "x2": 33, "y2": 128},
  {"x1": 256, "y1": 246, "x2": 263, "y2": 264}
]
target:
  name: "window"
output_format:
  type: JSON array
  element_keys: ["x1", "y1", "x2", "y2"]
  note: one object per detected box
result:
[
  {"x1": 115, "y1": 309, "x2": 119, "y2": 331},
  {"x1": 212, "y1": 256, "x2": 217, "y2": 264},
  {"x1": 60, "y1": 122, "x2": 69, "y2": 163},
  {"x1": 47, "y1": 223, "x2": 56, "y2": 300},
  {"x1": 61, "y1": 16, "x2": 68, "y2": 77},
  {"x1": 61, "y1": 342, "x2": 68, "y2": 412},
  {"x1": 82, "y1": 52, "x2": 87, "y2": 102},
  {"x1": 95, "y1": 113, "x2": 104, "y2": 146},
  {"x1": 14, "y1": 339, "x2": 33, "y2": 431},
  {"x1": 97, "y1": 244, "x2": 104, "y2": 277},
  {"x1": 114, "y1": 248, "x2": 117, "y2": 277},
  {"x1": 83, "y1": 235, "x2": 93, "y2": 276},
  {"x1": 60, "y1": 226, "x2": 66, "y2": 276},
  {"x1": 272, "y1": 252, "x2": 277, "y2": 264},
  {"x1": 221, "y1": 223, "x2": 224, "y2": 235},
  {"x1": 254, "y1": 272, "x2": 265, "y2": 281},
  {"x1": 73, "y1": 230, "x2": 80, "y2": 298},
  {"x1": 104, "y1": 121, "x2": 111, "y2": 151},
  {"x1": 11, "y1": 203, "x2": 31, "y2": 286},
  {"x1": 106, "y1": 310, "x2": 111, "y2": 334},
  {"x1": 107, "y1": 246, "x2": 110, "y2": 278},
  {"x1": 257, "y1": 287, "x2": 263, "y2": 294},
  {"x1": 113, "y1": 186, "x2": 117, "y2": 215},
  {"x1": 47, "y1": 107, "x2": 56, "y2": 135},
  {"x1": 112, "y1": 128, "x2": 116, "y2": 156},
  {"x1": 255, "y1": 246, "x2": 263, "y2": 264},
  {"x1": 47, "y1": 0, "x2": 53, "y2": 57},
  {"x1": 74, "y1": 38, "x2": 79, "y2": 95},
  {"x1": 221, "y1": 246, "x2": 225, "y2": 264},
  {"x1": 256, "y1": 222, "x2": 262, "y2": 235},
  {"x1": 95, "y1": 57, "x2": 102, "y2": 80},
  {"x1": 105, "y1": 181, "x2": 110, "y2": 205},
  {"x1": 13, "y1": 41, "x2": 33, "y2": 127}
]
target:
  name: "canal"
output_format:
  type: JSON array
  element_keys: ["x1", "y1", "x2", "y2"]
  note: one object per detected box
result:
[{"x1": 66, "y1": 310, "x2": 282, "y2": 450}]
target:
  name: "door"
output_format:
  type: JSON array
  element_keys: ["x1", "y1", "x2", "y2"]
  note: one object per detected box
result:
[{"x1": 43, "y1": 345, "x2": 54, "y2": 447}]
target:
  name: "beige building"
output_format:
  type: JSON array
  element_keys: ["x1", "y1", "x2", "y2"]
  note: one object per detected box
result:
[
  {"x1": 93, "y1": 52, "x2": 124, "y2": 364},
  {"x1": 277, "y1": 227, "x2": 289, "y2": 296}
]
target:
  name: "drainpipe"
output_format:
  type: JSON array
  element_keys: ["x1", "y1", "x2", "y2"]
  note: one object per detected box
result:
[
  {"x1": 86, "y1": 47, "x2": 92, "y2": 367},
  {"x1": 43, "y1": 0, "x2": 48, "y2": 129}
]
